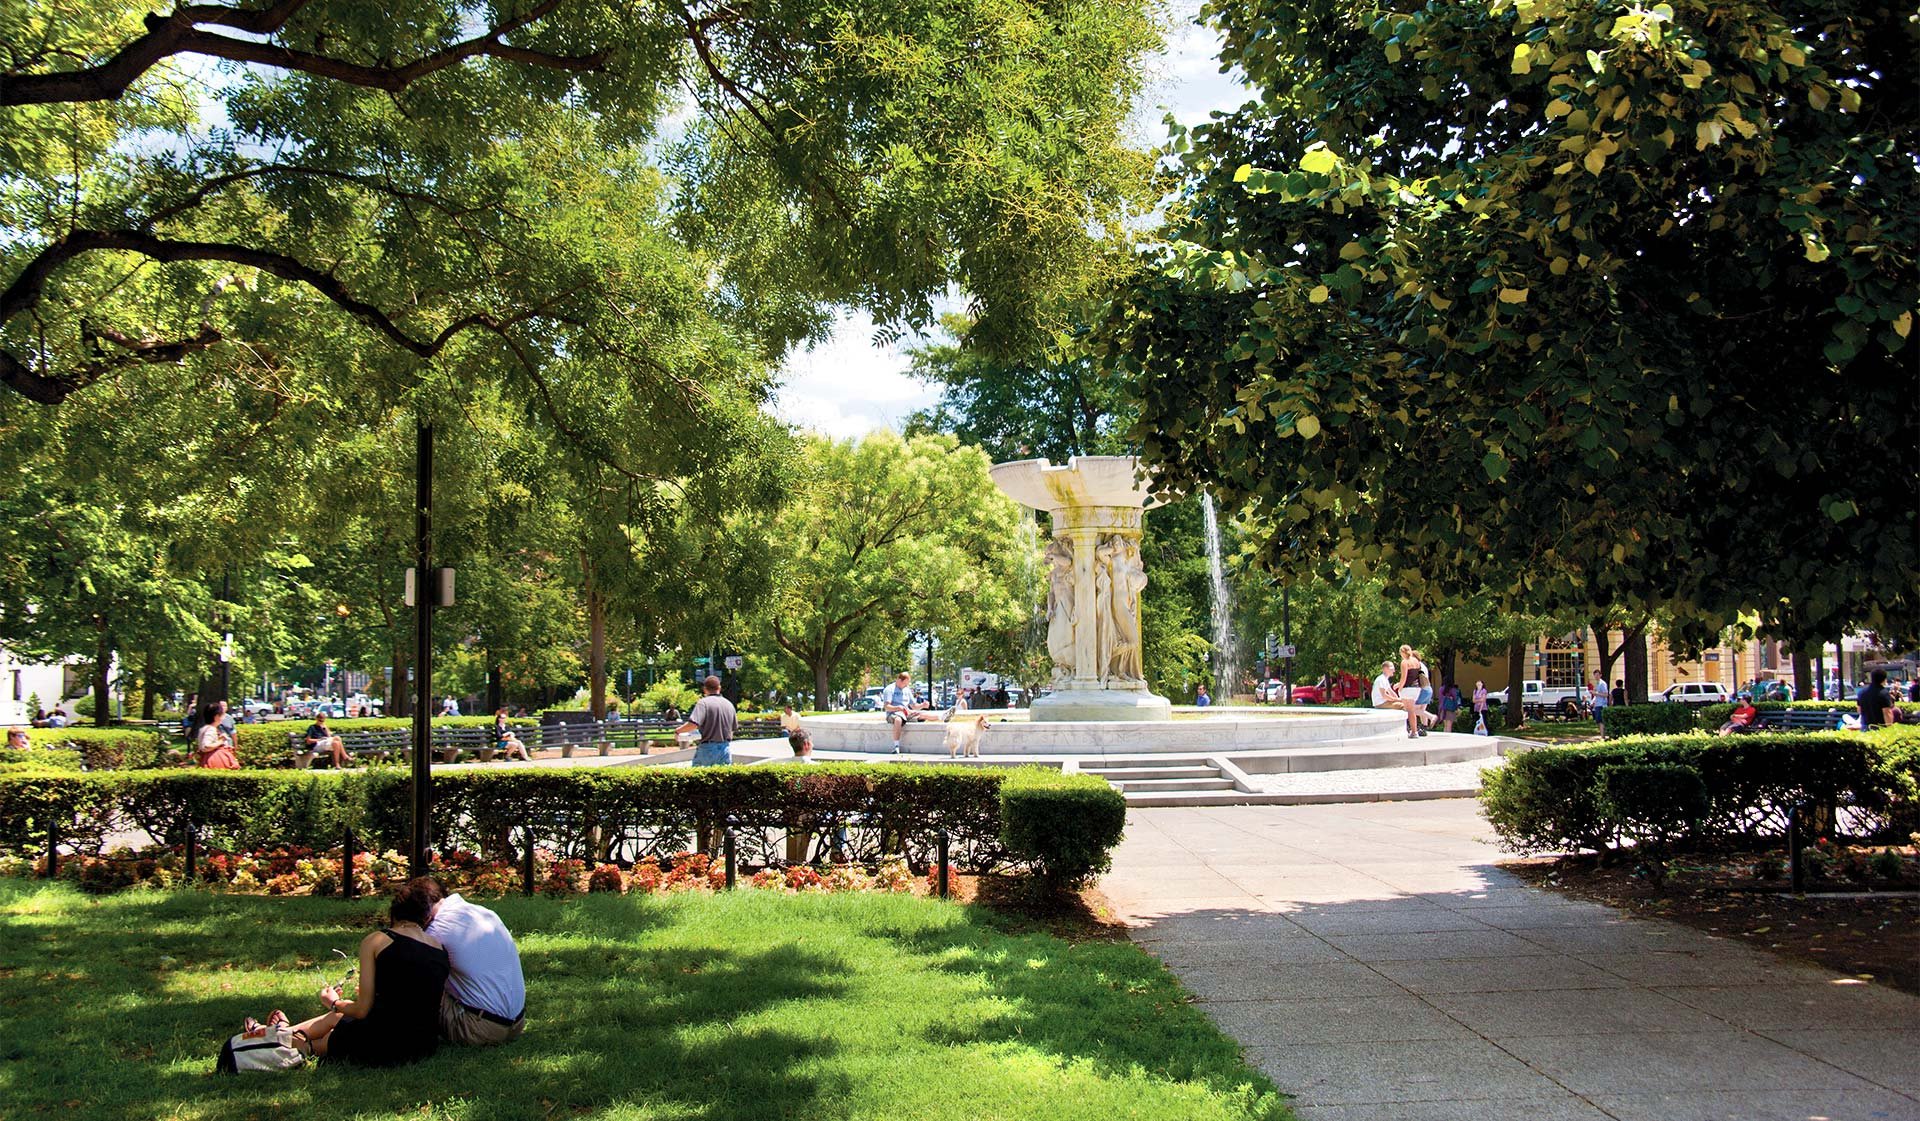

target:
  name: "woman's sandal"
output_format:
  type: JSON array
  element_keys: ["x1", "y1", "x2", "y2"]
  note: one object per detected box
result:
[{"x1": 267, "y1": 1009, "x2": 288, "y2": 1028}]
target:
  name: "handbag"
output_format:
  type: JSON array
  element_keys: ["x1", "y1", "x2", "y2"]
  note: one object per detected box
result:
[
  {"x1": 217, "y1": 1024, "x2": 308, "y2": 1073},
  {"x1": 1473, "y1": 713, "x2": 1488, "y2": 736}
]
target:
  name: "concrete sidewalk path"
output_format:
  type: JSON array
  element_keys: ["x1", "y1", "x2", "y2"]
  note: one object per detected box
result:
[{"x1": 1103, "y1": 802, "x2": 1920, "y2": 1121}]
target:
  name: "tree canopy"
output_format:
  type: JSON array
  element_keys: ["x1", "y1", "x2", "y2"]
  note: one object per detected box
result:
[
  {"x1": 3, "y1": 0, "x2": 1159, "y2": 407},
  {"x1": 755, "y1": 431, "x2": 1028, "y2": 707},
  {"x1": 1103, "y1": 0, "x2": 1918, "y2": 648}
]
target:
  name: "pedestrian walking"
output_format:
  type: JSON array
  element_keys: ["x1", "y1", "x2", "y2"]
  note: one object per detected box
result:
[{"x1": 677, "y1": 676, "x2": 737, "y2": 766}]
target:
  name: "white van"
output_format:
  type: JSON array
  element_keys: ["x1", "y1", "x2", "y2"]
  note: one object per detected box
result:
[{"x1": 1653, "y1": 682, "x2": 1731, "y2": 705}]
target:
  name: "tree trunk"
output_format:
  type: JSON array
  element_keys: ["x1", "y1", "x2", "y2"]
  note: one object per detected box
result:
[
  {"x1": 1624, "y1": 630, "x2": 1650, "y2": 702},
  {"x1": 813, "y1": 658, "x2": 833, "y2": 710},
  {"x1": 1438, "y1": 649, "x2": 1458, "y2": 690},
  {"x1": 391, "y1": 631, "x2": 411, "y2": 718},
  {"x1": 1791, "y1": 646, "x2": 1813, "y2": 700},
  {"x1": 485, "y1": 655, "x2": 503, "y2": 715},
  {"x1": 1506, "y1": 640, "x2": 1527, "y2": 728},
  {"x1": 140, "y1": 649, "x2": 157, "y2": 720},
  {"x1": 586, "y1": 575, "x2": 607, "y2": 720},
  {"x1": 92, "y1": 621, "x2": 112, "y2": 727}
]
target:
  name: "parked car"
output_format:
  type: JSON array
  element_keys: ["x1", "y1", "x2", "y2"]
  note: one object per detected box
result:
[
  {"x1": 1652, "y1": 682, "x2": 1731, "y2": 705},
  {"x1": 1254, "y1": 679, "x2": 1287, "y2": 703},
  {"x1": 851, "y1": 687, "x2": 885, "y2": 712},
  {"x1": 1291, "y1": 672, "x2": 1365, "y2": 705},
  {"x1": 240, "y1": 698, "x2": 274, "y2": 716}
]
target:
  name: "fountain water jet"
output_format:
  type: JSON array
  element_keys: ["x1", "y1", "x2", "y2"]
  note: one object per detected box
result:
[{"x1": 1200, "y1": 491, "x2": 1240, "y2": 700}]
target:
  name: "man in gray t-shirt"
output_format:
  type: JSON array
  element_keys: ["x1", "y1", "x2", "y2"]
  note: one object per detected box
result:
[{"x1": 677, "y1": 675, "x2": 736, "y2": 766}]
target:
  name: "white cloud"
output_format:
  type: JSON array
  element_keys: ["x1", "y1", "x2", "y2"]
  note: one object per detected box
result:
[{"x1": 771, "y1": 309, "x2": 939, "y2": 440}]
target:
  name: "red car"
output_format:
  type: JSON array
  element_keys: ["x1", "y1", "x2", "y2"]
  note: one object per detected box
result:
[{"x1": 1290, "y1": 672, "x2": 1364, "y2": 705}]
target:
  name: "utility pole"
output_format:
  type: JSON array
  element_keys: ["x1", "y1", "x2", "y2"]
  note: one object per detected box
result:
[{"x1": 410, "y1": 420, "x2": 434, "y2": 874}]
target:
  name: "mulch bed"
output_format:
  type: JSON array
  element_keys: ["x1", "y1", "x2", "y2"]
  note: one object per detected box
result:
[{"x1": 1504, "y1": 849, "x2": 1920, "y2": 994}]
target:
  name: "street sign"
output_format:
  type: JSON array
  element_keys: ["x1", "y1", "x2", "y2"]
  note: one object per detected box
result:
[
  {"x1": 1275, "y1": 644, "x2": 1297, "y2": 659},
  {"x1": 723, "y1": 655, "x2": 744, "y2": 671}
]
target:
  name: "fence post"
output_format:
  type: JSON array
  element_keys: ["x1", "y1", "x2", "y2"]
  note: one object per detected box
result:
[
  {"x1": 342, "y1": 827, "x2": 358, "y2": 899},
  {"x1": 184, "y1": 820, "x2": 197, "y2": 885},
  {"x1": 937, "y1": 830, "x2": 950, "y2": 899},
  {"x1": 1788, "y1": 800, "x2": 1806, "y2": 892},
  {"x1": 44, "y1": 821, "x2": 58, "y2": 879},
  {"x1": 723, "y1": 826, "x2": 737, "y2": 890},
  {"x1": 522, "y1": 826, "x2": 537, "y2": 896}
]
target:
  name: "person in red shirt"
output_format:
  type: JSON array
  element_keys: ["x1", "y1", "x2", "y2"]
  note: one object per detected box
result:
[{"x1": 1717, "y1": 696, "x2": 1760, "y2": 736}]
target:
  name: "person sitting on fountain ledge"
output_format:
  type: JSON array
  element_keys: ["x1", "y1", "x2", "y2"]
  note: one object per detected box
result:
[
  {"x1": 1371, "y1": 661, "x2": 1401, "y2": 711},
  {"x1": 882, "y1": 671, "x2": 935, "y2": 753}
]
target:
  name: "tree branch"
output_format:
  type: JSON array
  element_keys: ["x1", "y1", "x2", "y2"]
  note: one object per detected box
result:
[
  {"x1": 0, "y1": 0, "x2": 604, "y2": 107},
  {"x1": 2, "y1": 229, "x2": 534, "y2": 403}
]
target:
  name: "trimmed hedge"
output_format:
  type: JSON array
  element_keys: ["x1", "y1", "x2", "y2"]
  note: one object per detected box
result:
[
  {"x1": 1481, "y1": 732, "x2": 1909, "y2": 855},
  {"x1": 0, "y1": 747, "x2": 85, "y2": 774},
  {"x1": 19, "y1": 727, "x2": 169, "y2": 770},
  {"x1": 1602, "y1": 704, "x2": 1697, "y2": 738},
  {"x1": 1696, "y1": 699, "x2": 1920, "y2": 729},
  {"x1": 0, "y1": 764, "x2": 1127, "y2": 887}
]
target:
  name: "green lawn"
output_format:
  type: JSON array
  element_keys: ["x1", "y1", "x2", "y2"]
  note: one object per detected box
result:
[{"x1": 0, "y1": 881, "x2": 1289, "y2": 1121}]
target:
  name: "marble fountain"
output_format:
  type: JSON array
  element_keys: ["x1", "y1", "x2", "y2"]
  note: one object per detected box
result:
[{"x1": 799, "y1": 456, "x2": 1508, "y2": 805}]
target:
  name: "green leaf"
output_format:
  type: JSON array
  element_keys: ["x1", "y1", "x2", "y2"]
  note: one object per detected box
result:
[
  {"x1": 1824, "y1": 499, "x2": 1853, "y2": 523},
  {"x1": 1233, "y1": 164, "x2": 1253, "y2": 183},
  {"x1": 1295, "y1": 414, "x2": 1322, "y2": 439},
  {"x1": 1481, "y1": 451, "x2": 1509, "y2": 481},
  {"x1": 1308, "y1": 284, "x2": 1331, "y2": 304},
  {"x1": 1299, "y1": 147, "x2": 1339, "y2": 175}
]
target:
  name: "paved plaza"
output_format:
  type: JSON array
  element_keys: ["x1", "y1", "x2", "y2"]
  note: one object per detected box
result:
[{"x1": 1103, "y1": 802, "x2": 1920, "y2": 1121}]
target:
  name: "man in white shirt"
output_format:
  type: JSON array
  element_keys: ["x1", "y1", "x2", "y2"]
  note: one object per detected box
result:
[
  {"x1": 1371, "y1": 661, "x2": 1400, "y2": 709},
  {"x1": 426, "y1": 891, "x2": 526, "y2": 1046},
  {"x1": 882, "y1": 671, "x2": 933, "y2": 753}
]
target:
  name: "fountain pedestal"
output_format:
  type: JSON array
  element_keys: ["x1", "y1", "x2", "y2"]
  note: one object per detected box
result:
[{"x1": 989, "y1": 456, "x2": 1172, "y2": 722}]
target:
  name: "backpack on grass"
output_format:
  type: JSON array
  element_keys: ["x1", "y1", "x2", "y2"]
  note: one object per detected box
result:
[{"x1": 217, "y1": 1024, "x2": 307, "y2": 1073}]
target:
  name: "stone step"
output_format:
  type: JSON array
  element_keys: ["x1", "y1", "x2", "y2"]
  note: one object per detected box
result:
[
  {"x1": 1111, "y1": 776, "x2": 1237, "y2": 793},
  {"x1": 1082, "y1": 765, "x2": 1222, "y2": 782},
  {"x1": 1122, "y1": 786, "x2": 1481, "y2": 808}
]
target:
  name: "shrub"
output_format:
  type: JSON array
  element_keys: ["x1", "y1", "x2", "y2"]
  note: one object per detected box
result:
[
  {"x1": 1595, "y1": 762, "x2": 1709, "y2": 877},
  {"x1": 1696, "y1": 699, "x2": 1920, "y2": 729},
  {"x1": 1603, "y1": 704, "x2": 1696, "y2": 738},
  {"x1": 24, "y1": 727, "x2": 169, "y2": 770},
  {"x1": 1481, "y1": 732, "x2": 1898, "y2": 855},
  {"x1": 0, "y1": 747, "x2": 85, "y2": 774},
  {"x1": 997, "y1": 768, "x2": 1128, "y2": 890}
]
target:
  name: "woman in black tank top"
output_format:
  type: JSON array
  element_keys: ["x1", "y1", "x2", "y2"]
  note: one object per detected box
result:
[{"x1": 288, "y1": 878, "x2": 452, "y2": 1065}]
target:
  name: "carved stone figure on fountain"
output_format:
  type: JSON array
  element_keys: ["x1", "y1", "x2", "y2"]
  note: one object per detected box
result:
[
  {"x1": 1107, "y1": 536, "x2": 1146, "y2": 684},
  {"x1": 1044, "y1": 535, "x2": 1076, "y2": 683}
]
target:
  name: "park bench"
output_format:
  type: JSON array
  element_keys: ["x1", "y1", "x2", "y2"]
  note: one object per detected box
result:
[
  {"x1": 285, "y1": 714, "x2": 789, "y2": 767},
  {"x1": 1752, "y1": 709, "x2": 1847, "y2": 733}
]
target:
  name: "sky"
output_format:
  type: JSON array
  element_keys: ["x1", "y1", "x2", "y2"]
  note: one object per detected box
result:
[{"x1": 769, "y1": 1, "x2": 1250, "y2": 441}]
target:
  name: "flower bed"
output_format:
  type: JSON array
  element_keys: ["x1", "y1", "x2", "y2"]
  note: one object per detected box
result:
[{"x1": 2, "y1": 843, "x2": 941, "y2": 899}]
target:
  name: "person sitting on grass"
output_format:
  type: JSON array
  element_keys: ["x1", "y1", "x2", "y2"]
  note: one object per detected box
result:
[
  {"x1": 1717, "y1": 695, "x2": 1760, "y2": 736},
  {"x1": 305, "y1": 711, "x2": 351, "y2": 769},
  {"x1": 426, "y1": 891, "x2": 525, "y2": 1047},
  {"x1": 290, "y1": 877, "x2": 451, "y2": 1065}
]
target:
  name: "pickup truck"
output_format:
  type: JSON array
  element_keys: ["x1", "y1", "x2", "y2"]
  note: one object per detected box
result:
[{"x1": 1487, "y1": 679, "x2": 1590, "y2": 718}]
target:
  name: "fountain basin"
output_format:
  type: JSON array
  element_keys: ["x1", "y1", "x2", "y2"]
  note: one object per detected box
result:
[{"x1": 805, "y1": 704, "x2": 1409, "y2": 757}]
